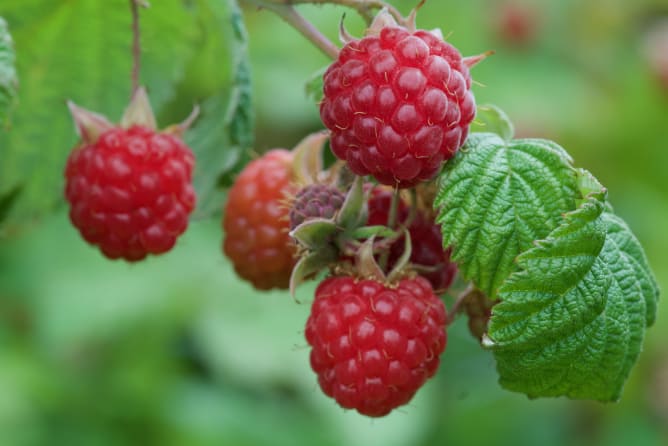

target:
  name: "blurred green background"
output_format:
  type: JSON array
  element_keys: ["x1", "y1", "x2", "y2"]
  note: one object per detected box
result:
[{"x1": 1, "y1": 0, "x2": 668, "y2": 445}]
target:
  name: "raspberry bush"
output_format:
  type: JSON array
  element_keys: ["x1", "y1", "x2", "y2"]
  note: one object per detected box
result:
[{"x1": 0, "y1": 0, "x2": 661, "y2": 427}]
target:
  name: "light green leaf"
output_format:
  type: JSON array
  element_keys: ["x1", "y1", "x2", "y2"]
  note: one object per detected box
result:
[
  {"x1": 470, "y1": 104, "x2": 514, "y2": 141},
  {"x1": 185, "y1": 0, "x2": 253, "y2": 218},
  {"x1": 435, "y1": 133, "x2": 578, "y2": 298},
  {"x1": 487, "y1": 179, "x2": 658, "y2": 401},
  {"x1": 0, "y1": 17, "x2": 17, "y2": 127}
]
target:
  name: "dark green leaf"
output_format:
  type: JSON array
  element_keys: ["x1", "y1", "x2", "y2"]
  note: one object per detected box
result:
[
  {"x1": 435, "y1": 133, "x2": 578, "y2": 298},
  {"x1": 487, "y1": 177, "x2": 659, "y2": 401}
]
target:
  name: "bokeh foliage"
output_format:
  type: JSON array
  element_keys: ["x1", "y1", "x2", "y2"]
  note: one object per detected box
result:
[{"x1": 1, "y1": 0, "x2": 668, "y2": 445}]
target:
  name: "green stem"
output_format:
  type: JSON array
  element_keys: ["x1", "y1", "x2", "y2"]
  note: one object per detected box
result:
[
  {"x1": 378, "y1": 186, "x2": 401, "y2": 271},
  {"x1": 129, "y1": 0, "x2": 148, "y2": 95},
  {"x1": 129, "y1": 0, "x2": 140, "y2": 94}
]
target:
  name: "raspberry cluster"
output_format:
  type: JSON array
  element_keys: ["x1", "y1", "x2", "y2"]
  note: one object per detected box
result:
[{"x1": 367, "y1": 187, "x2": 457, "y2": 291}]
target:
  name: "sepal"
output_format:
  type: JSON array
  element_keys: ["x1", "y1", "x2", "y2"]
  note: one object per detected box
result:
[
  {"x1": 289, "y1": 218, "x2": 339, "y2": 250},
  {"x1": 67, "y1": 101, "x2": 113, "y2": 145},
  {"x1": 120, "y1": 86, "x2": 157, "y2": 130}
]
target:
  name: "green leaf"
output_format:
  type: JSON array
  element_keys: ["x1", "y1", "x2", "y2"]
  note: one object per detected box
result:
[
  {"x1": 435, "y1": 133, "x2": 578, "y2": 298},
  {"x1": 487, "y1": 179, "x2": 659, "y2": 401},
  {"x1": 470, "y1": 104, "x2": 514, "y2": 141},
  {"x1": 0, "y1": 17, "x2": 17, "y2": 127},
  {"x1": 186, "y1": 0, "x2": 253, "y2": 218},
  {"x1": 601, "y1": 211, "x2": 659, "y2": 327}
]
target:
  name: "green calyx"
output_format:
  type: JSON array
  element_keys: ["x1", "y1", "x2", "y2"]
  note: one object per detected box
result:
[{"x1": 288, "y1": 176, "x2": 399, "y2": 296}]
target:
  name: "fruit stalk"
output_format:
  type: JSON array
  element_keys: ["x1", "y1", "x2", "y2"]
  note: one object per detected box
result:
[
  {"x1": 378, "y1": 187, "x2": 401, "y2": 271},
  {"x1": 129, "y1": 0, "x2": 147, "y2": 95}
]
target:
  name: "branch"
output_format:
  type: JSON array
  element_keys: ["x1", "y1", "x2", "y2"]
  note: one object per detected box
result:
[{"x1": 244, "y1": 0, "x2": 340, "y2": 59}]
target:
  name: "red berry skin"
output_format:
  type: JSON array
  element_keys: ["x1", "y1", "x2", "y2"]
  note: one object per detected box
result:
[
  {"x1": 64, "y1": 125, "x2": 196, "y2": 261},
  {"x1": 367, "y1": 188, "x2": 457, "y2": 291},
  {"x1": 305, "y1": 275, "x2": 447, "y2": 417},
  {"x1": 320, "y1": 27, "x2": 476, "y2": 188},
  {"x1": 223, "y1": 150, "x2": 296, "y2": 290}
]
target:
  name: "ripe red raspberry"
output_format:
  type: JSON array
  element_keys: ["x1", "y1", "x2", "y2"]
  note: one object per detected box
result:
[
  {"x1": 223, "y1": 150, "x2": 296, "y2": 290},
  {"x1": 320, "y1": 26, "x2": 476, "y2": 188},
  {"x1": 289, "y1": 183, "x2": 345, "y2": 230},
  {"x1": 305, "y1": 275, "x2": 447, "y2": 417},
  {"x1": 65, "y1": 125, "x2": 196, "y2": 261},
  {"x1": 367, "y1": 188, "x2": 457, "y2": 291}
]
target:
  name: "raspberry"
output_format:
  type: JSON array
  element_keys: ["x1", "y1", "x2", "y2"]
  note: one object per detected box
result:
[
  {"x1": 320, "y1": 26, "x2": 476, "y2": 188},
  {"x1": 289, "y1": 184, "x2": 345, "y2": 230},
  {"x1": 305, "y1": 275, "x2": 447, "y2": 417},
  {"x1": 367, "y1": 188, "x2": 457, "y2": 291},
  {"x1": 223, "y1": 149, "x2": 296, "y2": 290},
  {"x1": 65, "y1": 125, "x2": 196, "y2": 261}
]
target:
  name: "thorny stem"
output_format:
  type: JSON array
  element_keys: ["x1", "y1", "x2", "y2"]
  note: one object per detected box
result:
[
  {"x1": 244, "y1": 0, "x2": 339, "y2": 59},
  {"x1": 129, "y1": 0, "x2": 147, "y2": 95}
]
